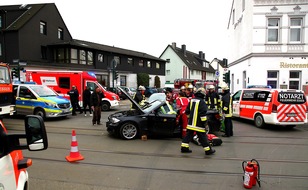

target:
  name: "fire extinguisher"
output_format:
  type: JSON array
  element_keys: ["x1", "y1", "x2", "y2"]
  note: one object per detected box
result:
[{"x1": 242, "y1": 159, "x2": 261, "y2": 189}]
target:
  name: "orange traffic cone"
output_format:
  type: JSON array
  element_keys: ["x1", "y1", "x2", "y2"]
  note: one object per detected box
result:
[{"x1": 65, "y1": 130, "x2": 84, "y2": 162}]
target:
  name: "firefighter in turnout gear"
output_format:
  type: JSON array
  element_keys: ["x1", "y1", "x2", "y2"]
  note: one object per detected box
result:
[
  {"x1": 221, "y1": 83, "x2": 233, "y2": 137},
  {"x1": 132, "y1": 85, "x2": 146, "y2": 109},
  {"x1": 205, "y1": 85, "x2": 221, "y2": 110},
  {"x1": 181, "y1": 88, "x2": 216, "y2": 155}
]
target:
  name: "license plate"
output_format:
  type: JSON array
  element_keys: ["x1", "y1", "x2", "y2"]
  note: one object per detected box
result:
[{"x1": 287, "y1": 113, "x2": 297, "y2": 117}]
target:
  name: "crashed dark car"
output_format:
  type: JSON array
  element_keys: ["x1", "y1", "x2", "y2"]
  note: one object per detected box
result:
[{"x1": 106, "y1": 88, "x2": 181, "y2": 140}]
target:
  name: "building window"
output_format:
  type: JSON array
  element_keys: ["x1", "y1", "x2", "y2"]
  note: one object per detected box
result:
[
  {"x1": 267, "y1": 18, "x2": 280, "y2": 42},
  {"x1": 156, "y1": 62, "x2": 160, "y2": 69},
  {"x1": 40, "y1": 21, "x2": 47, "y2": 35},
  {"x1": 98, "y1": 54, "x2": 103, "y2": 62},
  {"x1": 290, "y1": 18, "x2": 302, "y2": 43},
  {"x1": 80, "y1": 50, "x2": 86, "y2": 65},
  {"x1": 41, "y1": 46, "x2": 47, "y2": 59},
  {"x1": 267, "y1": 70, "x2": 278, "y2": 89},
  {"x1": 128, "y1": 58, "x2": 133, "y2": 65},
  {"x1": 87, "y1": 51, "x2": 93, "y2": 65},
  {"x1": 289, "y1": 71, "x2": 300, "y2": 89},
  {"x1": 139, "y1": 60, "x2": 144, "y2": 67},
  {"x1": 147, "y1": 61, "x2": 151, "y2": 68},
  {"x1": 71, "y1": 49, "x2": 78, "y2": 64},
  {"x1": 114, "y1": 56, "x2": 120, "y2": 65},
  {"x1": 120, "y1": 75, "x2": 126, "y2": 86},
  {"x1": 58, "y1": 28, "x2": 63, "y2": 40}
]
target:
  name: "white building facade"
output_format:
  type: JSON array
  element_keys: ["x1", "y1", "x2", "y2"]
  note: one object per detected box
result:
[{"x1": 228, "y1": 0, "x2": 308, "y2": 94}]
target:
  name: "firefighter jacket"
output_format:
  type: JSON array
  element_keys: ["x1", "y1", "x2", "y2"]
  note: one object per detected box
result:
[
  {"x1": 221, "y1": 91, "x2": 233, "y2": 117},
  {"x1": 176, "y1": 96, "x2": 189, "y2": 114},
  {"x1": 159, "y1": 102, "x2": 177, "y2": 114},
  {"x1": 205, "y1": 91, "x2": 221, "y2": 110},
  {"x1": 185, "y1": 95, "x2": 208, "y2": 132},
  {"x1": 132, "y1": 91, "x2": 145, "y2": 109}
]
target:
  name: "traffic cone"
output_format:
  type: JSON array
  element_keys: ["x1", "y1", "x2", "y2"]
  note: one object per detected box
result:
[{"x1": 65, "y1": 130, "x2": 84, "y2": 162}]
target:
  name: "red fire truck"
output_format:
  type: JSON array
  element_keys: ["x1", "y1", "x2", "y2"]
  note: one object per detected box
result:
[
  {"x1": 25, "y1": 70, "x2": 120, "y2": 111},
  {"x1": 0, "y1": 62, "x2": 15, "y2": 117}
]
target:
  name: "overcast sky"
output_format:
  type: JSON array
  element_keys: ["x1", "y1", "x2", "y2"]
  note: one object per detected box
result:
[{"x1": 2, "y1": 0, "x2": 233, "y2": 61}]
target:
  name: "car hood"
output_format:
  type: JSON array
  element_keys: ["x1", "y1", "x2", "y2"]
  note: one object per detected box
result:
[
  {"x1": 38, "y1": 96, "x2": 70, "y2": 104},
  {"x1": 117, "y1": 87, "x2": 143, "y2": 113}
]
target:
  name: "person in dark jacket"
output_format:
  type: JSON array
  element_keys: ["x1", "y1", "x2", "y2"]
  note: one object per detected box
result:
[
  {"x1": 68, "y1": 85, "x2": 81, "y2": 116},
  {"x1": 221, "y1": 83, "x2": 233, "y2": 137},
  {"x1": 132, "y1": 85, "x2": 146, "y2": 109},
  {"x1": 90, "y1": 87, "x2": 104, "y2": 125},
  {"x1": 83, "y1": 86, "x2": 92, "y2": 117},
  {"x1": 181, "y1": 88, "x2": 215, "y2": 155}
]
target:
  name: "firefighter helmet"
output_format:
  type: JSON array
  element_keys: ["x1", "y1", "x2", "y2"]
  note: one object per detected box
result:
[
  {"x1": 188, "y1": 84, "x2": 194, "y2": 89},
  {"x1": 208, "y1": 85, "x2": 215, "y2": 89},
  {"x1": 196, "y1": 87, "x2": 206, "y2": 96},
  {"x1": 138, "y1": 85, "x2": 146, "y2": 91},
  {"x1": 180, "y1": 86, "x2": 186, "y2": 90},
  {"x1": 221, "y1": 83, "x2": 229, "y2": 90}
]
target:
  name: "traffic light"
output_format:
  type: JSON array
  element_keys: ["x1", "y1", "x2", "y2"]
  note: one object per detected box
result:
[
  {"x1": 223, "y1": 70, "x2": 230, "y2": 84},
  {"x1": 113, "y1": 70, "x2": 119, "y2": 80},
  {"x1": 11, "y1": 67, "x2": 19, "y2": 79}
]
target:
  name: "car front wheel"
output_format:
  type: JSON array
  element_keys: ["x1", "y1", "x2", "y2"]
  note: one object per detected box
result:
[{"x1": 119, "y1": 122, "x2": 139, "y2": 140}]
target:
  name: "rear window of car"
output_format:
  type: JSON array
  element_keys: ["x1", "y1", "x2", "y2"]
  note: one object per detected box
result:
[
  {"x1": 277, "y1": 92, "x2": 306, "y2": 104},
  {"x1": 242, "y1": 90, "x2": 270, "y2": 102}
]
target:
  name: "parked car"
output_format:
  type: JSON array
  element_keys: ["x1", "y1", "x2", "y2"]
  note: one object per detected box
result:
[
  {"x1": 107, "y1": 87, "x2": 127, "y2": 100},
  {"x1": 106, "y1": 88, "x2": 180, "y2": 140},
  {"x1": 156, "y1": 88, "x2": 165, "y2": 93},
  {"x1": 119, "y1": 86, "x2": 136, "y2": 97},
  {"x1": 145, "y1": 87, "x2": 158, "y2": 97}
]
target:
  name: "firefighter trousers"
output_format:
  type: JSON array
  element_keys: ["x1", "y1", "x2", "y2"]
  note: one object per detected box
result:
[{"x1": 182, "y1": 129, "x2": 211, "y2": 149}]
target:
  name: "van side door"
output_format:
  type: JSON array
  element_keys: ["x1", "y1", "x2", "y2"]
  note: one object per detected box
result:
[{"x1": 232, "y1": 90, "x2": 242, "y2": 117}]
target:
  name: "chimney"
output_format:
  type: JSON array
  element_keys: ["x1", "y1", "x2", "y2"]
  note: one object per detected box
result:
[
  {"x1": 172, "y1": 42, "x2": 176, "y2": 49},
  {"x1": 199, "y1": 51, "x2": 203, "y2": 59},
  {"x1": 182, "y1": 44, "x2": 186, "y2": 55}
]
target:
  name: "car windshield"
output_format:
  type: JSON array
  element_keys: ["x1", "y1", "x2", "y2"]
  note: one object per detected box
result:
[
  {"x1": 29, "y1": 86, "x2": 57, "y2": 97},
  {"x1": 0, "y1": 66, "x2": 11, "y2": 84},
  {"x1": 142, "y1": 100, "x2": 164, "y2": 114}
]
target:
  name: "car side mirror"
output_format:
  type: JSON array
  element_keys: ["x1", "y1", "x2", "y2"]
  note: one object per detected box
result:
[{"x1": 25, "y1": 115, "x2": 48, "y2": 151}]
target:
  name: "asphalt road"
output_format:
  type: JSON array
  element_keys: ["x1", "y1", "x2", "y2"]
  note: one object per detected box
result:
[{"x1": 3, "y1": 100, "x2": 308, "y2": 190}]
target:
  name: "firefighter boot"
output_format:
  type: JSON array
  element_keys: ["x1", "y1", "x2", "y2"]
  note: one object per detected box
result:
[
  {"x1": 181, "y1": 147, "x2": 192, "y2": 153},
  {"x1": 205, "y1": 147, "x2": 216, "y2": 155}
]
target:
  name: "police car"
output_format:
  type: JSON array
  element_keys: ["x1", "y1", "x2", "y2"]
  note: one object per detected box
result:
[{"x1": 13, "y1": 83, "x2": 72, "y2": 119}]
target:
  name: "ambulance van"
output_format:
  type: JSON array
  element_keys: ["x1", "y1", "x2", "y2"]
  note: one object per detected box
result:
[
  {"x1": 0, "y1": 115, "x2": 48, "y2": 189},
  {"x1": 232, "y1": 88, "x2": 308, "y2": 128},
  {"x1": 25, "y1": 70, "x2": 120, "y2": 111}
]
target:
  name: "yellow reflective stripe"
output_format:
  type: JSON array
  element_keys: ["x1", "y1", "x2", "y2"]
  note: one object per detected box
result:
[
  {"x1": 192, "y1": 100, "x2": 199, "y2": 126},
  {"x1": 160, "y1": 107, "x2": 166, "y2": 114},
  {"x1": 223, "y1": 107, "x2": 228, "y2": 111},
  {"x1": 187, "y1": 125, "x2": 205, "y2": 132},
  {"x1": 203, "y1": 146, "x2": 210, "y2": 151},
  {"x1": 201, "y1": 116, "x2": 207, "y2": 121},
  {"x1": 45, "y1": 108, "x2": 62, "y2": 113},
  {"x1": 181, "y1": 143, "x2": 189, "y2": 148}
]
